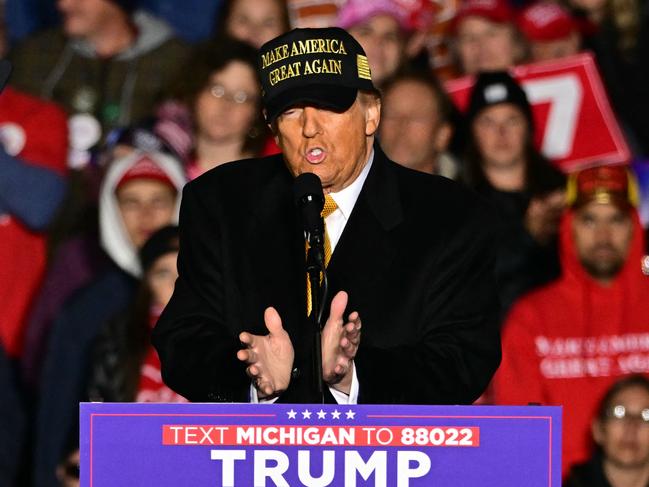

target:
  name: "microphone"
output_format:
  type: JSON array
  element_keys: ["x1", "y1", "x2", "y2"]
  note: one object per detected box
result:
[
  {"x1": 293, "y1": 172, "x2": 325, "y2": 263},
  {"x1": 293, "y1": 172, "x2": 328, "y2": 402},
  {"x1": 0, "y1": 60, "x2": 12, "y2": 94}
]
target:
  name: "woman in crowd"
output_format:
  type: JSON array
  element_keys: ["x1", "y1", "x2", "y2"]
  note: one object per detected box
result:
[
  {"x1": 158, "y1": 37, "x2": 273, "y2": 180},
  {"x1": 214, "y1": 0, "x2": 290, "y2": 49},
  {"x1": 462, "y1": 71, "x2": 566, "y2": 314},
  {"x1": 566, "y1": 375, "x2": 649, "y2": 487},
  {"x1": 336, "y1": 0, "x2": 411, "y2": 88}
]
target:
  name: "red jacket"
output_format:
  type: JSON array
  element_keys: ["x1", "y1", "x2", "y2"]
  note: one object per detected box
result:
[
  {"x1": 0, "y1": 87, "x2": 67, "y2": 357},
  {"x1": 493, "y1": 207, "x2": 649, "y2": 475}
]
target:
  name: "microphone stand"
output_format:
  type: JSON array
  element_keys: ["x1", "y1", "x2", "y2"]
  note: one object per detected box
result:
[{"x1": 306, "y1": 244, "x2": 327, "y2": 404}]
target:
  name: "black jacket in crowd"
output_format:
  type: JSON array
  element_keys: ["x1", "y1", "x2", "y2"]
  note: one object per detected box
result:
[{"x1": 564, "y1": 452, "x2": 649, "y2": 487}]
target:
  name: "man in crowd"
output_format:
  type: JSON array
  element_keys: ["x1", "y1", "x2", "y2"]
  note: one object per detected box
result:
[
  {"x1": 462, "y1": 71, "x2": 565, "y2": 314},
  {"x1": 379, "y1": 70, "x2": 457, "y2": 179},
  {"x1": 494, "y1": 165, "x2": 649, "y2": 474},
  {"x1": 451, "y1": 0, "x2": 524, "y2": 75},
  {"x1": 518, "y1": 1, "x2": 581, "y2": 62},
  {"x1": 153, "y1": 27, "x2": 501, "y2": 405},
  {"x1": 9, "y1": 0, "x2": 188, "y2": 167},
  {"x1": 8, "y1": 0, "x2": 189, "y2": 259}
]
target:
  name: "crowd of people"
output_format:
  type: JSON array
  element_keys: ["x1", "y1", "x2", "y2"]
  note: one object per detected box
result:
[{"x1": 1, "y1": 0, "x2": 649, "y2": 485}]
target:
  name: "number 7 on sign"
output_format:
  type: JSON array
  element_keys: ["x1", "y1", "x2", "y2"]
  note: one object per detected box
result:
[{"x1": 523, "y1": 75, "x2": 583, "y2": 160}]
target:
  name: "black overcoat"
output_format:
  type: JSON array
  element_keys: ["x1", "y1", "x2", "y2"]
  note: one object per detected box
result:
[{"x1": 153, "y1": 146, "x2": 501, "y2": 404}]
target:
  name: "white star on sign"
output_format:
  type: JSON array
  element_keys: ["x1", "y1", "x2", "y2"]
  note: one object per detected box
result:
[
  {"x1": 302, "y1": 409, "x2": 312, "y2": 419},
  {"x1": 331, "y1": 410, "x2": 341, "y2": 419},
  {"x1": 287, "y1": 409, "x2": 297, "y2": 419},
  {"x1": 317, "y1": 409, "x2": 327, "y2": 419},
  {"x1": 345, "y1": 409, "x2": 356, "y2": 419}
]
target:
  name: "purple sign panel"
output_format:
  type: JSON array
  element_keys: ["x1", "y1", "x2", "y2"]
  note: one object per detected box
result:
[{"x1": 80, "y1": 403, "x2": 561, "y2": 486}]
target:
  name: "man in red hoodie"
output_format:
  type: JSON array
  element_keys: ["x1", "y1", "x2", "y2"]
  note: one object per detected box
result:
[{"x1": 493, "y1": 164, "x2": 649, "y2": 476}]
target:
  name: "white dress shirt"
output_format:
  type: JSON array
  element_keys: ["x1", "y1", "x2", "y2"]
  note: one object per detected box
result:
[{"x1": 251, "y1": 150, "x2": 374, "y2": 404}]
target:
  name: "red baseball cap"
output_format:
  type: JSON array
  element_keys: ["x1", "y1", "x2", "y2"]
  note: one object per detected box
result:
[
  {"x1": 452, "y1": 0, "x2": 515, "y2": 33},
  {"x1": 116, "y1": 154, "x2": 175, "y2": 191},
  {"x1": 568, "y1": 165, "x2": 638, "y2": 210},
  {"x1": 518, "y1": 2, "x2": 577, "y2": 42}
]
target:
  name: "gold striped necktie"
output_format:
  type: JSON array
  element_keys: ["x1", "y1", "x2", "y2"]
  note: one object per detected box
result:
[{"x1": 306, "y1": 194, "x2": 338, "y2": 315}]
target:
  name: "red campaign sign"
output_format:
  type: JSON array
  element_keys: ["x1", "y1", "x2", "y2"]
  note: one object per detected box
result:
[{"x1": 445, "y1": 52, "x2": 631, "y2": 173}]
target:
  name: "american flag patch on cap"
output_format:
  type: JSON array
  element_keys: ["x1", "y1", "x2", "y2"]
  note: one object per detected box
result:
[{"x1": 357, "y1": 55, "x2": 371, "y2": 80}]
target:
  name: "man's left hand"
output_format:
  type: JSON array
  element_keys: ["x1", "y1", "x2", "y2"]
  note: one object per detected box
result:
[{"x1": 321, "y1": 291, "x2": 361, "y2": 394}]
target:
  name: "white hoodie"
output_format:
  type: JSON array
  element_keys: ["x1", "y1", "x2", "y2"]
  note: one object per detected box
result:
[{"x1": 99, "y1": 149, "x2": 186, "y2": 277}]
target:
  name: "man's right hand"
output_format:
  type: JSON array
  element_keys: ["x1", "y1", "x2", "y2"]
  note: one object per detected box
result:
[
  {"x1": 525, "y1": 189, "x2": 566, "y2": 245},
  {"x1": 321, "y1": 291, "x2": 361, "y2": 395},
  {"x1": 237, "y1": 307, "x2": 294, "y2": 399}
]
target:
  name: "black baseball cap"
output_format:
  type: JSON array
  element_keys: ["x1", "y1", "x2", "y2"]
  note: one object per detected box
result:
[
  {"x1": 466, "y1": 71, "x2": 533, "y2": 128},
  {"x1": 258, "y1": 27, "x2": 376, "y2": 122}
]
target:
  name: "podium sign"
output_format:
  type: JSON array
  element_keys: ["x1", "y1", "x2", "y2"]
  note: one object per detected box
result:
[{"x1": 80, "y1": 403, "x2": 561, "y2": 486}]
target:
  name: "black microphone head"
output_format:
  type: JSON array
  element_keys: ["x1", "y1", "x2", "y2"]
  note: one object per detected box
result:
[
  {"x1": 0, "y1": 60, "x2": 12, "y2": 94},
  {"x1": 293, "y1": 172, "x2": 324, "y2": 210},
  {"x1": 293, "y1": 172, "x2": 325, "y2": 247}
]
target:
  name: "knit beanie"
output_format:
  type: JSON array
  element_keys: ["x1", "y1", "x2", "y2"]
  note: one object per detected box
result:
[
  {"x1": 466, "y1": 71, "x2": 533, "y2": 129},
  {"x1": 139, "y1": 225, "x2": 179, "y2": 273}
]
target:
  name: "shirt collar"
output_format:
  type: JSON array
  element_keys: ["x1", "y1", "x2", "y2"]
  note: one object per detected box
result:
[{"x1": 328, "y1": 149, "x2": 374, "y2": 220}]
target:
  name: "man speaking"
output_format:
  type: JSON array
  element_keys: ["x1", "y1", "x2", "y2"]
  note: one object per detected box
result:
[{"x1": 153, "y1": 27, "x2": 501, "y2": 405}]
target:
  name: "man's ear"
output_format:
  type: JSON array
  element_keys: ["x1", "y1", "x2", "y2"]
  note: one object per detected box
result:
[
  {"x1": 592, "y1": 419, "x2": 605, "y2": 447},
  {"x1": 511, "y1": 27, "x2": 527, "y2": 64},
  {"x1": 434, "y1": 122, "x2": 453, "y2": 153},
  {"x1": 567, "y1": 31, "x2": 581, "y2": 54},
  {"x1": 265, "y1": 109, "x2": 280, "y2": 143},
  {"x1": 364, "y1": 96, "x2": 381, "y2": 137}
]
